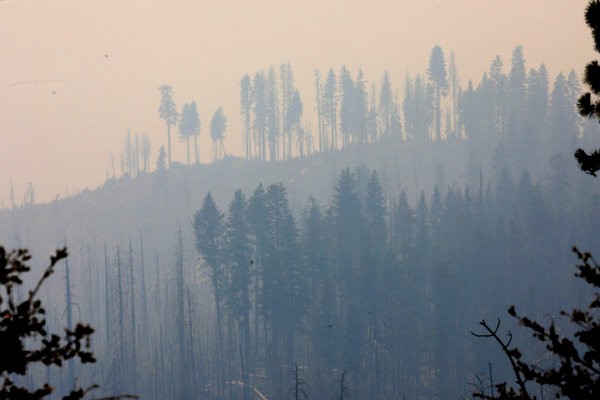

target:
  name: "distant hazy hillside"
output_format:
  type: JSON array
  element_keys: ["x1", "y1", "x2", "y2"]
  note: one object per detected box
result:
[
  {"x1": 1, "y1": 136, "x2": 596, "y2": 399},
  {"x1": 0, "y1": 139, "x2": 466, "y2": 252}
]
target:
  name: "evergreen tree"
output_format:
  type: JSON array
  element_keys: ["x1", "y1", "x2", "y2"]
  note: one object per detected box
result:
[
  {"x1": 241, "y1": 74, "x2": 253, "y2": 160},
  {"x1": 578, "y1": 0, "x2": 600, "y2": 122},
  {"x1": 521, "y1": 65, "x2": 549, "y2": 169},
  {"x1": 473, "y1": 73, "x2": 497, "y2": 153},
  {"x1": 448, "y1": 50, "x2": 460, "y2": 138},
  {"x1": 392, "y1": 190, "x2": 415, "y2": 259},
  {"x1": 403, "y1": 75, "x2": 415, "y2": 140},
  {"x1": 413, "y1": 74, "x2": 434, "y2": 141},
  {"x1": 379, "y1": 70, "x2": 395, "y2": 138},
  {"x1": 365, "y1": 170, "x2": 387, "y2": 252},
  {"x1": 459, "y1": 80, "x2": 478, "y2": 142},
  {"x1": 280, "y1": 62, "x2": 295, "y2": 160},
  {"x1": 323, "y1": 68, "x2": 338, "y2": 149},
  {"x1": 489, "y1": 55, "x2": 508, "y2": 137},
  {"x1": 428, "y1": 45, "x2": 448, "y2": 140},
  {"x1": 253, "y1": 72, "x2": 267, "y2": 161},
  {"x1": 224, "y1": 189, "x2": 253, "y2": 400},
  {"x1": 567, "y1": 69, "x2": 583, "y2": 140},
  {"x1": 158, "y1": 84, "x2": 178, "y2": 167},
  {"x1": 389, "y1": 94, "x2": 403, "y2": 140},
  {"x1": 178, "y1": 101, "x2": 201, "y2": 164},
  {"x1": 508, "y1": 45, "x2": 527, "y2": 142},
  {"x1": 267, "y1": 67, "x2": 280, "y2": 161},
  {"x1": 156, "y1": 145, "x2": 166, "y2": 171},
  {"x1": 314, "y1": 70, "x2": 326, "y2": 152},
  {"x1": 332, "y1": 168, "x2": 362, "y2": 326},
  {"x1": 339, "y1": 66, "x2": 355, "y2": 147},
  {"x1": 354, "y1": 70, "x2": 369, "y2": 143},
  {"x1": 549, "y1": 73, "x2": 575, "y2": 155},
  {"x1": 368, "y1": 82, "x2": 379, "y2": 142},
  {"x1": 210, "y1": 107, "x2": 227, "y2": 161},
  {"x1": 192, "y1": 192, "x2": 226, "y2": 398},
  {"x1": 287, "y1": 89, "x2": 304, "y2": 157},
  {"x1": 261, "y1": 183, "x2": 303, "y2": 397}
]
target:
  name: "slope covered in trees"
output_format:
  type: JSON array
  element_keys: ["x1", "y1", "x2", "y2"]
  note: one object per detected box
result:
[
  {"x1": 1, "y1": 138, "x2": 599, "y2": 399},
  {"x1": 2, "y1": 46, "x2": 600, "y2": 399},
  {"x1": 94, "y1": 46, "x2": 593, "y2": 177}
]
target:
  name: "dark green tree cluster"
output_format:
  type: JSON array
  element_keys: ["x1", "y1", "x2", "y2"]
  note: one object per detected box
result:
[{"x1": 187, "y1": 163, "x2": 591, "y2": 400}]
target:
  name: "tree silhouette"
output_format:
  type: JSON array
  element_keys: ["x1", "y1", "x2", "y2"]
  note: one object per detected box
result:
[
  {"x1": 240, "y1": 74, "x2": 253, "y2": 160},
  {"x1": 287, "y1": 89, "x2": 303, "y2": 156},
  {"x1": 210, "y1": 107, "x2": 227, "y2": 161},
  {"x1": 178, "y1": 101, "x2": 200, "y2": 164},
  {"x1": 472, "y1": 247, "x2": 600, "y2": 400},
  {"x1": 253, "y1": 72, "x2": 267, "y2": 161},
  {"x1": 158, "y1": 84, "x2": 178, "y2": 167},
  {"x1": 577, "y1": 0, "x2": 600, "y2": 174},
  {"x1": 323, "y1": 68, "x2": 338, "y2": 150},
  {"x1": 0, "y1": 246, "x2": 136, "y2": 400},
  {"x1": 380, "y1": 70, "x2": 395, "y2": 139},
  {"x1": 428, "y1": 45, "x2": 448, "y2": 141}
]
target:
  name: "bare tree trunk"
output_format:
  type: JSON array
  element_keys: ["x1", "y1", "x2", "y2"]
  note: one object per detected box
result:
[
  {"x1": 167, "y1": 123, "x2": 172, "y2": 167},
  {"x1": 128, "y1": 241, "x2": 137, "y2": 393}
]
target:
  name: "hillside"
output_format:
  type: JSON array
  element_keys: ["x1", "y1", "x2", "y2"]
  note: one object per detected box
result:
[{"x1": 0, "y1": 138, "x2": 595, "y2": 399}]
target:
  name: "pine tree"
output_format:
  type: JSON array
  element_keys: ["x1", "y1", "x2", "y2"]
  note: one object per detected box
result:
[
  {"x1": 287, "y1": 89, "x2": 304, "y2": 157},
  {"x1": 179, "y1": 101, "x2": 201, "y2": 164},
  {"x1": 158, "y1": 84, "x2": 178, "y2": 167},
  {"x1": 578, "y1": 0, "x2": 600, "y2": 122},
  {"x1": 489, "y1": 55, "x2": 508, "y2": 137},
  {"x1": 266, "y1": 67, "x2": 280, "y2": 161},
  {"x1": 428, "y1": 45, "x2": 448, "y2": 140},
  {"x1": 323, "y1": 68, "x2": 338, "y2": 149},
  {"x1": 280, "y1": 62, "x2": 295, "y2": 160},
  {"x1": 339, "y1": 66, "x2": 355, "y2": 147},
  {"x1": 192, "y1": 192, "x2": 226, "y2": 398},
  {"x1": 223, "y1": 189, "x2": 253, "y2": 400},
  {"x1": 549, "y1": 73, "x2": 574, "y2": 154},
  {"x1": 241, "y1": 74, "x2": 253, "y2": 160},
  {"x1": 448, "y1": 50, "x2": 460, "y2": 138},
  {"x1": 354, "y1": 70, "x2": 369, "y2": 143},
  {"x1": 380, "y1": 70, "x2": 395, "y2": 139},
  {"x1": 508, "y1": 46, "x2": 527, "y2": 142},
  {"x1": 210, "y1": 107, "x2": 227, "y2": 161},
  {"x1": 314, "y1": 70, "x2": 326, "y2": 152},
  {"x1": 253, "y1": 72, "x2": 267, "y2": 161}
]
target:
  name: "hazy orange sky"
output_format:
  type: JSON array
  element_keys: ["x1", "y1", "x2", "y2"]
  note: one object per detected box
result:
[{"x1": 0, "y1": 0, "x2": 595, "y2": 204}]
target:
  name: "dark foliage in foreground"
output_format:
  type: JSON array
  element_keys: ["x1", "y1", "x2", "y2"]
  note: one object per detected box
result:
[
  {"x1": 0, "y1": 246, "x2": 136, "y2": 400},
  {"x1": 577, "y1": 1, "x2": 600, "y2": 176},
  {"x1": 473, "y1": 247, "x2": 600, "y2": 399}
]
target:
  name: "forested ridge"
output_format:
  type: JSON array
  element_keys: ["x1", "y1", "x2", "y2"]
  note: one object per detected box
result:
[
  {"x1": 1, "y1": 46, "x2": 600, "y2": 400},
  {"x1": 108, "y1": 45, "x2": 587, "y2": 176}
]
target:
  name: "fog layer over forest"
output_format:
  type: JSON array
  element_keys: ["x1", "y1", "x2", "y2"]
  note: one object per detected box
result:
[{"x1": 2, "y1": 46, "x2": 599, "y2": 400}]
